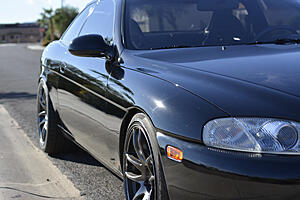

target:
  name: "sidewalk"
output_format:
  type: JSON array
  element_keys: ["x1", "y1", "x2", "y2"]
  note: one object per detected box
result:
[
  {"x1": 0, "y1": 105, "x2": 83, "y2": 200},
  {"x1": 27, "y1": 44, "x2": 45, "y2": 51}
]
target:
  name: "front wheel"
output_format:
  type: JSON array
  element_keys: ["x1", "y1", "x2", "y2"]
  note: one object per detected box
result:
[{"x1": 123, "y1": 113, "x2": 169, "y2": 200}]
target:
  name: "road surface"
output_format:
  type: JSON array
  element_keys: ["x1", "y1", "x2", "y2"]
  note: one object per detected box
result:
[{"x1": 0, "y1": 43, "x2": 125, "y2": 200}]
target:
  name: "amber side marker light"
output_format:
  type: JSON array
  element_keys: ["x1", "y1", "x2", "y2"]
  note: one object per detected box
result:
[{"x1": 166, "y1": 146, "x2": 183, "y2": 162}]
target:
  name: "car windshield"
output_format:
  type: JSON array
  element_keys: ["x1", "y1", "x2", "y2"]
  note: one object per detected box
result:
[{"x1": 124, "y1": 0, "x2": 300, "y2": 50}]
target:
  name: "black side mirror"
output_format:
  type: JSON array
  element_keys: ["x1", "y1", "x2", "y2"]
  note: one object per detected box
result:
[{"x1": 69, "y1": 34, "x2": 114, "y2": 60}]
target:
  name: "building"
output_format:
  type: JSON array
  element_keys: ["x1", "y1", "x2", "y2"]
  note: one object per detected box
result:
[{"x1": 0, "y1": 23, "x2": 41, "y2": 43}]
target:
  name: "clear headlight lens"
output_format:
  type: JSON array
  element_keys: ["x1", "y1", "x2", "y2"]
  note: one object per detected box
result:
[{"x1": 203, "y1": 118, "x2": 300, "y2": 154}]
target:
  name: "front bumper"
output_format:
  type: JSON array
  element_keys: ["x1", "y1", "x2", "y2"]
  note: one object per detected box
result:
[{"x1": 157, "y1": 131, "x2": 300, "y2": 200}]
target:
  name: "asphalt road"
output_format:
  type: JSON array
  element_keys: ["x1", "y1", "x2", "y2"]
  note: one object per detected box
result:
[{"x1": 0, "y1": 43, "x2": 125, "y2": 200}]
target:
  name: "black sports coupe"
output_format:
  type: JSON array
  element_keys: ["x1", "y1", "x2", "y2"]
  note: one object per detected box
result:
[{"x1": 38, "y1": 0, "x2": 300, "y2": 199}]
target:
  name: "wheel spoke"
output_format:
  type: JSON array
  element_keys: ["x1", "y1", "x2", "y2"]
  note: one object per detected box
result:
[
  {"x1": 42, "y1": 121, "x2": 47, "y2": 132},
  {"x1": 42, "y1": 125, "x2": 47, "y2": 140},
  {"x1": 149, "y1": 175, "x2": 155, "y2": 182},
  {"x1": 39, "y1": 118, "x2": 46, "y2": 128},
  {"x1": 40, "y1": 99, "x2": 46, "y2": 110},
  {"x1": 144, "y1": 155, "x2": 155, "y2": 181},
  {"x1": 133, "y1": 128, "x2": 146, "y2": 164},
  {"x1": 145, "y1": 155, "x2": 153, "y2": 169},
  {"x1": 126, "y1": 153, "x2": 144, "y2": 172},
  {"x1": 125, "y1": 172, "x2": 144, "y2": 182},
  {"x1": 39, "y1": 89, "x2": 43, "y2": 102},
  {"x1": 39, "y1": 89, "x2": 46, "y2": 109},
  {"x1": 142, "y1": 190, "x2": 151, "y2": 200},
  {"x1": 133, "y1": 185, "x2": 147, "y2": 200},
  {"x1": 40, "y1": 103, "x2": 46, "y2": 110},
  {"x1": 39, "y1": 119, "x2": 47, "y2": 141},
  {"x1": 43, "y1": 121, "x2": 48, "y2": 131},
  {"x1": 38, "y1": 111, "x2": 46, "y2": 117}
]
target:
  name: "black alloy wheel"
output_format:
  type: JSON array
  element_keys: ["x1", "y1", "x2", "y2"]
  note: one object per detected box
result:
[{"x1": 123, "y1": 113, "x2": 169, "y2": 200}]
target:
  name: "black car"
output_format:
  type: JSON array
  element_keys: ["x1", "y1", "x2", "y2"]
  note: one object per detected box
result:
[{"x1": 38, "y1": 0, "x2": 300, "y2": 199}]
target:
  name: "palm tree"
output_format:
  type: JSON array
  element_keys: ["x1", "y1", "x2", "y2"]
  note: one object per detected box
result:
[
  {"x1": 38, "y1": 8, "x2": 55, "y2": 42},
  {"x1": 53, "y1": 7, "x2": 78, "y2": 37}
]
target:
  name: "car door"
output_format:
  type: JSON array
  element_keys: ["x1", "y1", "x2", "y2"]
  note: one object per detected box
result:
[
  {"x1": 56, "y1": 2, "x2": 96, "y2": 132},
  {"x1": 57, "y1": 0, "x2": 120, "y2": 169}
]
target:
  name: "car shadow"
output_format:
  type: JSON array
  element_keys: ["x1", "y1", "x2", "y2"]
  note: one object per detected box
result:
[
  {"x1": 0, "y1": 92, "x2": 36, "y2": 100},
  {"x1": 52, "y1": 143, "x2": 103, "y2": 167}
]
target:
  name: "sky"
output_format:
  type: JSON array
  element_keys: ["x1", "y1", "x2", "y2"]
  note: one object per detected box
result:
[{"x1": 0, "y1": 0, "x2": 93, "y2": 24}]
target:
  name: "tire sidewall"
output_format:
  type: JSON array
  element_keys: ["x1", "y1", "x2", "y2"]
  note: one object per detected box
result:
[
  {"x1": 123, "y1": 113, "x2": 167, "y2": 200},
  {"x1": 37, "y1": 79, "x2": 50, "y2": 151}
]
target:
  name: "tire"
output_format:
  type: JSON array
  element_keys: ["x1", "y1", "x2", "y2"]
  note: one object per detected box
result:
[
  {"x1": 122, "y1": 113, "x2": 169, "y2": 200},
  {"x1": 37, "y1": 79, "x2": 68, "y2": 155}
]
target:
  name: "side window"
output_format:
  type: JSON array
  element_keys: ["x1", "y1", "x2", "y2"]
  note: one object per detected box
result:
[
  {"x1": 61, "y1": 3, "x2": 96, "y2": 46},
  {"x1": 79, "y1": 0, "x2": 115, "y2": 45}
]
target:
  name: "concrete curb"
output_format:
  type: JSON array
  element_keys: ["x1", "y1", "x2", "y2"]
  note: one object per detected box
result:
[
  {"x1": 0, "y1": 105, "x2": 83, "y2": 200},
  {"x1": 27, "y1": 45, "x2": 45, "y2": 51}
]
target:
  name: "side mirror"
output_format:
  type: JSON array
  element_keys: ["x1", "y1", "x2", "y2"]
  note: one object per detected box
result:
[{"x1": 69, "y1": 34, "x2": 114, "y2": 60}]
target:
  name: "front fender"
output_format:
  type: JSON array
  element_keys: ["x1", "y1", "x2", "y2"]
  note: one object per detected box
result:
[{"x1": 108, "y1": 65, "x2": 228, "y2": 142}]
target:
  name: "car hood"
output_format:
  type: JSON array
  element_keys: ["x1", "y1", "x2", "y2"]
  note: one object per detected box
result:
[
  {"x1": 139, "y1": 45, "x2": 300, "y2": 97},
  {"x1": 133, "y1": 44, "x2": 300, "y2": 119}
]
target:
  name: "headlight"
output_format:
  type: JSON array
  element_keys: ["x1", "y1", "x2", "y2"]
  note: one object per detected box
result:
[{"x1": 203, "y1": 118, "x2": 300, "y2": 154}]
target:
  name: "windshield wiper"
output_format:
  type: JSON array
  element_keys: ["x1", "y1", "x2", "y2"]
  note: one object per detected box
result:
[
  {"x1": 150, "y1": 45, "x2": 200, "y2": 50},
  {"x1": 250, "y1": 38, "x2": 300, "y2": 45},
  {"x1": 150, "y1": 38, "x2": 300, "y2": 49},
  {"x1": 272, "y1": 38, "x2": 300, "y2": 44}
]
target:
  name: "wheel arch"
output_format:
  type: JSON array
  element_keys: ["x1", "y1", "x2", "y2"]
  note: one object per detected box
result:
[
  {"x1": 119, "y1": 106, "x2": 145, "y2": 171},
  {"x1": 119, "y1": 106, "x2": 162, "y2": 170}
]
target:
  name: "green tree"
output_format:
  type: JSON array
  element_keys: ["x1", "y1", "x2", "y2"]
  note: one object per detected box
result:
[
  {"x1": 38, "y1": 8, "x2": 55, "y2": 42},
  {"x1": 53, "y1": 6, "x2": 79, "y2": 37},
  {"x1": 38, "y1": 6, "x2": 79, "y2": 46}
]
